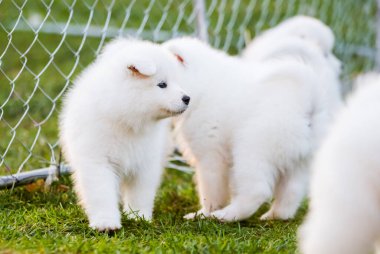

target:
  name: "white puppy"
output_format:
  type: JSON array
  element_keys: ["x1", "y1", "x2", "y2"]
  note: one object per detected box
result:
[
  {"x1": 243, "y1": 37, "x2": 343, "y2": 146},
  {"x1": 242, "y1": 17, "x2": 343, "y2": 151},
  {"x1": 242, "y1": 15, "x2": 335, "y2": 59},
  {"x1": 163, "y1": 37, "x2": 329, "y2": 222},
  {"x1": 299, "y1": 73, "x2": 380, "y2": 254},
  {"x1": 59, "y1": 38, "x2": 189, "y2": 231}
]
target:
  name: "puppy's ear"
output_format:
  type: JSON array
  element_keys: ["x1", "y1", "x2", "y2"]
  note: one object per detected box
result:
[
  {"x1": 127, "y1": 58, "x2": 157, "y2": 78},
  {"x1": 174, "y1": 53, "x2": 185, "y2": 65},
  {"x1": 165, "y1": 45, "x2": 186, "y2": 66}
]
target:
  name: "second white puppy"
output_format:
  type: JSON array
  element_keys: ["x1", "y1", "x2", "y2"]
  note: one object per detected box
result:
[
  {"x1": 242, "y1": 17, "x2": 342, "y2": 151},
  {"x1": 243, "y1": 37, "x2": 342, "y2": 146},
  {"x1": 60, "y1": 38, "x2": 189, "y2": 231},
  {"x1": 163, "y1": 37, "x2": 325, "y2": 222},
  {"x1": 299, "y1": 73, "x2": 380, "y2": 254}
]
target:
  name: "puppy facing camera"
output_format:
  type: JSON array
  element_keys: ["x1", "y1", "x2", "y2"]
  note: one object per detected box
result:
[{"x1": 59, "y1": 38, "x2": 189, "y2": 231}]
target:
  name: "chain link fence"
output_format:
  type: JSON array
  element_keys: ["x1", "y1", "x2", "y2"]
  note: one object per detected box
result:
[{"x1": 0, "y1": 0, "x2": 377, "y2": 188}]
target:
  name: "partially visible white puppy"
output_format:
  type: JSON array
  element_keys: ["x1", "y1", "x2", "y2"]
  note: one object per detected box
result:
[
  {"x1": 244, "y1": 36, "x2": 343, "y2": 147},
  {"x1": 299, "y1": 73, "x2": 380, "y2": 254},
  {"x1": 243, "y1": 16, "x2": 343, "y2": 150},
  {"x1": 163, "y1": 37, "x2": 327, "y2": 222},
  {"x1": 243, "y1": 15, "x2": 335, "y2": 58},
  {"x1": 59, "y1": 38, "x2": 190, "y2": 231}
]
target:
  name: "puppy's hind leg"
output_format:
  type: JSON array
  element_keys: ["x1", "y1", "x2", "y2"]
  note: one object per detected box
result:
[
  {"x1": 73, "y1": 160, "x2": 121, "y2": 231},
  {"x1": 260, "y1": 163, "x2": 308, "y2": 220},
  {"x1": 211, "y1": 155, "x2": 276, "y2": 222},
  {"x1": 184, "y1": 154, "x2": 230, "y2": 220}
]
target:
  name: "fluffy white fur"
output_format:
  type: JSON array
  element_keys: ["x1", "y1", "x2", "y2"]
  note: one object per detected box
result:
[
  {"x1": 243, "y1": 35, "x2": 341, "y2": 77},
  {"x1": 299, "y1": 73, "x2": 380, "y2": 254},
  {"x1": 242, "y1": 15, "x2": 335, "y2": 59},
  {"x1": 163, "y1": 37, "x2": 337, "y2": 222},
  {"x1": 59, "y1": 38, "x2": 189, "y2": 231},
  {"x1": 242, "y1": 16, "x2": 342, "y2": 150},
  {"x1": 243, "y1": 36, "x2": 342, "y2": 126}
]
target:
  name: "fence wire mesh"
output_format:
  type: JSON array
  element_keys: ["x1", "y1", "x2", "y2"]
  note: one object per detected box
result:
[{"x1": 0, "y1": 0, "x2": 377, "y2": 188}]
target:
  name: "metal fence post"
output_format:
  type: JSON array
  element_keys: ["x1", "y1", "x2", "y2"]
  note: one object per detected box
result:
[
  {"x1": 376, "y1": 0, "x2": 380, "y2": 70},
  {"x1": 193, "y1": 0, "x2": 209, "y2": 42}
]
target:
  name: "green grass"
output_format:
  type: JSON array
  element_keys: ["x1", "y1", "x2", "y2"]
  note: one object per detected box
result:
[
  {"x1": 0, "y1": 0, "x2": 377, "y2": 253},
  {"x1": 0, "y1": 169, "x2": 307, "y2": 253}
]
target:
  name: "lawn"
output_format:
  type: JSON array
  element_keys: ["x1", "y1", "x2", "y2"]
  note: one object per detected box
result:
[
  {"x1": 0, "y1": 169, "x2": 307, "y2": 253},
  {"x1": 0, "y1": 0, "x2": 377, "y2": 253}
]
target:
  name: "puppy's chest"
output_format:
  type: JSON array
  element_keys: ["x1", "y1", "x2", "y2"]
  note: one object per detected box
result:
[
  {"x1": 108, "y1": 137, "x2": 153, "y2": 176},
  {"x1": 182, "y1": 107, "x2": 232, "y2": 137},
  {"x1": 180, "y1": 116, "x2": 231, "y2": 151}
]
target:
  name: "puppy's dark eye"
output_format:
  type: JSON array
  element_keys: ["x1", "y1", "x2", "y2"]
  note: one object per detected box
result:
[{"x1": 157, "y1": 82, "x2": 167, "y2": 89}]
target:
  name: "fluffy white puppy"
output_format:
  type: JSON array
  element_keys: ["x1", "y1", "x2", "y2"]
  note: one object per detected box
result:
[
  {"x1": 59, "y1": 38, "x2": 190, "y2": 231},
  {"x1": 243, "y1": 15, "x2": 335, "y2": 58},
  {"x1": 299, "y1": 73, "x2": 380, "y2": 254},
  {"x1": 163, "y1": 37, "x2": 327, "y2": 222},
  {"x1": 242, "y1": 17, "x2": 342, "y2": 135},
  {"x1": 244, "y1": 37, "x2": 343, "y2": 145}
]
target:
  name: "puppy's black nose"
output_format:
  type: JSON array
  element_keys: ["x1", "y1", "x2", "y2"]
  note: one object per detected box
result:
[{"x1": 182, "y1": 95, "x2": 190, "y2": 105}]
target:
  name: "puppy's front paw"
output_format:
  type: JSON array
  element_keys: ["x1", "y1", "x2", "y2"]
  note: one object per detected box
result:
[
  {"x1": 89, "y1": 215, "x2": 122, "y2": 232},
  {"x1": 260, "y1": 209, "x2": 275, "y2": 221},
  {"x1": 184, "y1": 209, "x2": 210, "y2": 220},
  {"x1": 124, "y1": 209, "x2": 152, "y2": 221},
  {"x1": 211, "y1": 205, "x2": 243, "y2": 222},
  {"x1": 211, "y1": 209, "x2": 235, "y2": 222},
  {"x1": 260, "y1": 208, "x2": 294, "y2": 221}
]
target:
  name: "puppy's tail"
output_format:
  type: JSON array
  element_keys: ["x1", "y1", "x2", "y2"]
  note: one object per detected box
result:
[{"x1": 253, "y1": 37, "x2": 339, "y2": 73}]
